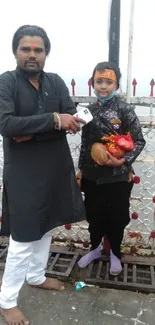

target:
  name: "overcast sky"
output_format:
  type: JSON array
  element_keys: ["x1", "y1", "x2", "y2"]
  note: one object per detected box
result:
[{"x1": 0, "y1": 0, "x2": 154, "y2": 96}]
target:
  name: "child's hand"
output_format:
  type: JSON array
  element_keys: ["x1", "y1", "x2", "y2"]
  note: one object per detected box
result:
[
  {"x1": 13, "y1": 136, "x2": 33, "y2": 143},
  {"x1": 97, "y1": 152, "x2": 125, "y2": 167},
  {"x1": 76, "y1": 170, "x2": 82, "y2": 188}
]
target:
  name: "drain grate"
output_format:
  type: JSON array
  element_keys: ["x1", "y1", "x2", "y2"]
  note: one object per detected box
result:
[
  {"x1": 0, "y1": 242, "x2": 155, "y2": 293},
  {"x1": 0, "y1": 245, "x2": 79, "y2": 278},
  {"x1": 0, "y1": 245, "x2": 8, "y2": 269},
  {"x1": 46, "y1": 249, "x2": 79, "y2": 278},
  {"x1": 85, "y1": 255, "x2": 155, "y2": 293}
]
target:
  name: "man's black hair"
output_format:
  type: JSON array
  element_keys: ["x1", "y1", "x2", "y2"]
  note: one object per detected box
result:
[{"x1": 12, "y1": 25, "x2": 51, "y2": 55}]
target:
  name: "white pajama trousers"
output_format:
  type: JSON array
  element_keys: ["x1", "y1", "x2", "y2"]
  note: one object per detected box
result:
[{"x1": 0, "y1": 231, "x2": 52, "y2": 309}]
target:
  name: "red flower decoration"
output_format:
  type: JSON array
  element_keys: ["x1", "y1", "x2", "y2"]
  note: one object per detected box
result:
[
  {"x1": 133, "y1": 176, "x2": 140, "y2": 184},
  {"x1": 65, "y1": 224, "x2": 71, "y2": 230},
  {"x1": 83, "y1": 241, "x2": 89, "y2": 248},
  {"x1": 152, "y1": 196, "x2": 155, "y2": 204},
  {"x1": 150, "y1": 231, "x2": 155, "y2": 239},
  {"x1": 131, "y1": 212, "x2": 139, "y2": 220},
  {"x1": 129, "y1": 231, "x2": 137, "y2": 238}
]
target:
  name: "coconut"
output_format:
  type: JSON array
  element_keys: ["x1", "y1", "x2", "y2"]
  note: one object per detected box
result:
[{"x1": 91, "y1": 143, "x2": 108, "y2": 164}]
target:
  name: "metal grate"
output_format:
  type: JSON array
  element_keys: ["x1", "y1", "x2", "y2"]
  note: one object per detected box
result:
[
  {"x1": 85, "y1": 255, "x2": 155, "y2": 293},
  {"x1": 0, "y1": 244, "x2": 79, "y2": 278},
  {"x1": 0, "y1": 242, "x2": 155, "y2": 293},
  {"x1": 46, "y1": 249, "x2": 79, "y2": 277},
  {"x1": 0, "y1": 244, "x2": 8, "y2": 269}
]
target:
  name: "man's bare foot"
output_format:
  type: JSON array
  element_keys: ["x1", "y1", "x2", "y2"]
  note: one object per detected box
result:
[
  {"x1": 30, "y1": 277, "x2": 65, "y2": 291},
  {"x1": 0, "y1": 306, "x2": 29, "y2": 325}
]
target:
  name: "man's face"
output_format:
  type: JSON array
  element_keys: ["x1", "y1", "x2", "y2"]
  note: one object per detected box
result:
[{"x1": 15, "y1": 35, "x2": 46, "y2": 74}]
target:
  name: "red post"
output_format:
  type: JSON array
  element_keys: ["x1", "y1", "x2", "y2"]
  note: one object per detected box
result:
[
  {"x1": 103, "y1": 236, "x2": 111, "y2": 254},
  {"x1": 150, "y1": 79, "x2": 155, "y2": 97},
  {"x1": 71, "y1": 79, "x2": 76, "y2": 96},
  {"x1": 132, "y1": 78, "x2": 137, "y2": 96},
  {"x1": 88, "y1": 78, "x2": 92, "y2": 96}
]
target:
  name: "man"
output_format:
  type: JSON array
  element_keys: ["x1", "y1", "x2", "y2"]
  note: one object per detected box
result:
[{"x1": 0, "y1": 25, "x2": 85, "y2": 325}]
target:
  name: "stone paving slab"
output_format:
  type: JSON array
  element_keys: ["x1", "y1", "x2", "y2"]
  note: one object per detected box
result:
[{"x1": 0, "y1": 271, "x2": 154, "y2": 325}]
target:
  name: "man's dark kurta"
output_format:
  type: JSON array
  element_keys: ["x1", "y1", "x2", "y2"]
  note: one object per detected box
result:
[{"x1": 0, "y1": 68, "x2": 85, "y2": 242}]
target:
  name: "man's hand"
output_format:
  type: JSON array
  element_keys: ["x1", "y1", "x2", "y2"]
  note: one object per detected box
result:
[
  {"x1": 97, "y1": 152, "x2": 125, "y2": 167},
  {"x1": 59, "y1": 114, "x2": 85, "y2": 134},
  {"x1": 13, "y1": 136, "x2": 33, "y2": 143},
  {"x1": 76, "y1": 170, "x2": 82, "y2": 188}
]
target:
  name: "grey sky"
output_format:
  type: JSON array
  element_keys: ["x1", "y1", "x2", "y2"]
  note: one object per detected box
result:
[{"x1": 0, "y1": 0, "x2": 154, "y2": 96}]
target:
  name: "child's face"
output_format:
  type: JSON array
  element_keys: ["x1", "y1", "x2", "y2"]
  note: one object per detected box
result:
[{"x1": 94, "y1": 78, "x2": 117, "y2": 98}]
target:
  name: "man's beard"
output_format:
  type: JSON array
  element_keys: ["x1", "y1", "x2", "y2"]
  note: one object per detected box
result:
[
  {"x1": 21, "y1": 63, "x2": 43, "y2": 76},
  {"x1": 24, "y1": 66, "x2": 42, "y2": 76}
]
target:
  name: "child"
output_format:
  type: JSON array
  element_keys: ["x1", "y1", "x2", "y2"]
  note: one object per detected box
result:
[{"x1": 77, "y1": 62, "x2": 145, "y2": 275}]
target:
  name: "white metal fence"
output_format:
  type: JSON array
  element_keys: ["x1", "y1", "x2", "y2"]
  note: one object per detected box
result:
[{"x1": 0, "y1": 104, "x2": 155, "y2": 252}]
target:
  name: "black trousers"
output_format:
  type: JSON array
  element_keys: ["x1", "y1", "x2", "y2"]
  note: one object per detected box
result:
[{"x1": 81, "y1": 178, "x2": 133, "y2": 259}]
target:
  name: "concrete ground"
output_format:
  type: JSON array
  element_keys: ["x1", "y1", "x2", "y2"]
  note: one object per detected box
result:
[{"x1": 0, "y1": 272, "x2": 154, "y2": 325}]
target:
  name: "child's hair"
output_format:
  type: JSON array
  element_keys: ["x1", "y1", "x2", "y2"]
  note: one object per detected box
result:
[{"x1": 91, "y1": 61, "x2": 121, "y2": 89}]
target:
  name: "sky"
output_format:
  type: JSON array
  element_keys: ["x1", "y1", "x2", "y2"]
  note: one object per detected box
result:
[{"x1": 0, "y1": 0, "x2": 154, "y2": 96}]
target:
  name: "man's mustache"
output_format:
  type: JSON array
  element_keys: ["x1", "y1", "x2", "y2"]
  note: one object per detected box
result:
[{"x1": 25, "y1": 61, "x2": 39, "y2": 66}]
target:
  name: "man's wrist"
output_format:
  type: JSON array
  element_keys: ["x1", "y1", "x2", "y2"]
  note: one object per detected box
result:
[{"x1": 53, "y1": 113, "x2": 61, "y2": 130}]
